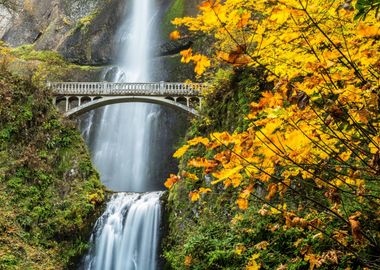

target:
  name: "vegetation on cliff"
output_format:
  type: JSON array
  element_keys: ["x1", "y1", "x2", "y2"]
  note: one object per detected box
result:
[
  {"x1": 164, "y1": 0, "x2": 380, "y2": 269},
  {"x1": 0, "y1": 68, "x2": 105, "y2": 269},
  {"x1": 0, "y1": 42, "x2": 102, "y2": 85}
]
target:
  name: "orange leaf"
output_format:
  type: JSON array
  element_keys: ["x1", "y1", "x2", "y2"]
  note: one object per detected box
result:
[
  {"x1": 169, "y1": 30, "x2": 181, "y2": 40},
  {"x1": 164, "y1": 174, "x2": 180, "y2": 189},
  {"x1": 237, "y1": 198, "x2": 248, "y2": 210},
  {"x1": 237, "y1": 12, "x2": 251, "y2": 28},
  {"x1": 198, "y1": 0, "x2": 217, "y2": 11},
  {"x1": 265, "y1": 183, "x2": 278, "y2": 201},
  {"x1": 240, "y1": 184, "x2": 254, "y2": 199},
  {"x1": 188, "y1": 157, "x2": 217, "y2": 169},
  {"x1": 184, "y1": 255, "x2": 192, "y2": 267},
  {"x1": 349, "y1": 212, "x2": 363, "y2": 243},
  {"x1": 358, "y1": 23, "x2": 380, "y2": 37}
]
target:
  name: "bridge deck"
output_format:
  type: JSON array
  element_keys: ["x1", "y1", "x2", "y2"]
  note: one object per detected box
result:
[{"x1": 48, "y1": 82, "x2": 205, "y2": 96}]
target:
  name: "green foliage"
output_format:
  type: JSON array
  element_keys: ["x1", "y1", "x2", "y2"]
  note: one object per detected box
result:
[
  {"x1": 0, "y1": 70, "x2": 105, "y2": 269},
  {"x1": 355, "y1": 0, "x2": 380, "y2": 20},
  {"x1": 10, "y1": 45, "x2": 66, "y2": 64},
  {"x1": 75, "y1": 10, "x2": 99, "y2": 33},
  {"x1": 0, "y1": 43, "x2": 100, "y2": 86},
  {"x1": 162, "y1": 0, "x2": 185, "y2": 39},
  {"x1": 187, "y1": 67, "x2": 267, "y2": 138}
]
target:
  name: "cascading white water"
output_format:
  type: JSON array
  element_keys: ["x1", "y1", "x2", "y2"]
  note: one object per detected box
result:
[
  {"x1": 82, "y1": 193, "x2": 162, "y2": 270},
  {"x1": 80, "y1": 0, "x2": 167, "y2": 269},
  {"x1": 88, "y1": 0, "x2": 159, "y2": 192}
]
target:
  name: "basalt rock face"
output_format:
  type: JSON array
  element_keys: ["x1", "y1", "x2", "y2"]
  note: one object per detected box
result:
[
  {"x1": 57, "y1": 0, "x2": 126, "y2": 65},
  {"x1": 1, "y1": 0, "x2": 201, "y2": 79},
  {"x1": 2, "y1": 0, "x2": 98, "y2": 48},
  {"x1": 1, "y1": 0, "x2": 126, "y2": 66}
]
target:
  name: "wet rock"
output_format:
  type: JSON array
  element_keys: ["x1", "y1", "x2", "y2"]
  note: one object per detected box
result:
[
  {"x1": 1, "y1": 0, "x2": 201, "y2": 73},
  {"x1": 0, "y1": 5, "x2": 15, "y2": 38},
  {"x1": 1, "y1": 0, "x2": 123, "y2": 65},
  {"x1": 156, "y1": 37, "x2": 193, "y2": 57},
  {"x1": 57, "y1": 0, "x2": 127, "y2": 65},
  {"x1": 102, "y1": 66, "x2": 120, "y2": 82},
  {"x1": 2, "y1": 0, "x2": 60, "y2": 47}
]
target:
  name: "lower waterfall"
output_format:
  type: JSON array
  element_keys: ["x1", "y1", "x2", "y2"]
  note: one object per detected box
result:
[{"x1": 81, "y1": 193, "x2": 162, "y2": 270}]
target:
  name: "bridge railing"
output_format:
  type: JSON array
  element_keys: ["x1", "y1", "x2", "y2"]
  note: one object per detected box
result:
[{"x1": 47, "y1": 81, "x2": 206, "y2": 96}]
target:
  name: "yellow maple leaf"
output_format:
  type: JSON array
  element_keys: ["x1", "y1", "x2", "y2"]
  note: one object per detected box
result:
[
  {"x1": 187, "y1": 136, "x2": 209, "y2": 146},
  {"x1": 199, "y1": 187, "x2": 212, "y2": 193},
  {"x1": 246, "y1": 253, "x2": 260, "y2": 270},
  {"x1": 180, "y1": 48, "x2": 193, "y2": 63},
  {"x1": 189, "y1": 191, "x2": 200, "y2": 202},
  {"x1": 235, "y1": 244, "x2": 246, "y2": 255},
  {"x1": 231, "y1": 174, "x2": 243, "y2": 188},
  {"x1": 270, "y1": 7, "x2": 290, "y2": 24},
  {"x1": 211, "y1": 131, "x2": 232, "y2": 145},
  {"x1": 173, "y1": 144, "x2": 190, "y2": 158},
  {"x1": 212, "y1": 165, "x2": 243, "y2": 184},
  {"x1": 182, "y1": 171, "x2": 199, "y2": 181},
  {"x1": 192, "y1": 54, "x2": 211, "y2": 75}
]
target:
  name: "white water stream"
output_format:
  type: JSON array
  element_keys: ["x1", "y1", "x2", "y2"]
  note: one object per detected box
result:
[
  {"x1": 80, "y1": 0, "x2": 168, "y2": 269},
  {"x1": 82, "y1": 193, "x2": 162, "y2": 270}
]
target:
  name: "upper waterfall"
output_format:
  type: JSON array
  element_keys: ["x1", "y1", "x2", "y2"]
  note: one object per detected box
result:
[
  {"x1": 117, "y1": 0, "x2": 154, "y2": 82},
  {"x1": 80, "y1": 0, "x2": 167, "y2": 192}
]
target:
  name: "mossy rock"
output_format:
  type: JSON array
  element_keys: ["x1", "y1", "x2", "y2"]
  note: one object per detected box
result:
[{"x1": 0, "y1": 70, "x2": 106, "y2": 269}]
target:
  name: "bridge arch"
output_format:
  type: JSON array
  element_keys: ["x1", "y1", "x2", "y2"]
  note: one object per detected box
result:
[
  {"x1": 49, "y1": 81, "x2": 206, "y2": 117},
  {"x1": 61, "y1": 96, "x2": 200, "y2": 117}
]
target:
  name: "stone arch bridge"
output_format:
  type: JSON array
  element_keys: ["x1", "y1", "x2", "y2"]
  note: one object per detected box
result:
[{"x1": 48, "y1": 81, "x2": 206, "y2": 117}]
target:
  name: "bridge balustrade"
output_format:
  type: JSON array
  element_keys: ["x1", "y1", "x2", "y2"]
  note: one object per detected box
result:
[
  {"x1": 48, "y1": 81, "x2": 204, "y2": 96},
  {"x1": 48, "y1": 81, "x2": 205, "y2": 116}
]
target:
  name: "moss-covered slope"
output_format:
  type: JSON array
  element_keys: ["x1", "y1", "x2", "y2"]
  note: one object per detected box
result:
[{"x1": 0, "y1": 70, "x2": 105, "y2": 269}]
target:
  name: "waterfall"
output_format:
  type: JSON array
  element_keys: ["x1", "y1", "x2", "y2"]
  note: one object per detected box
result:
[
  {"x1": 79, "y1": 0, "x2": 177, "y2": 269},
  {"x1": 82, "y1": 193, "x2": 162, "y2": 270},
  {"x1": 85, "y1": 0, "x2": 159, "y2": 192}
]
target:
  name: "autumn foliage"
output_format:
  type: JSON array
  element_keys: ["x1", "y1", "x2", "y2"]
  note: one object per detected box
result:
[{"x1": 166, "y1": 0, "x2": 379, "y2": 269}]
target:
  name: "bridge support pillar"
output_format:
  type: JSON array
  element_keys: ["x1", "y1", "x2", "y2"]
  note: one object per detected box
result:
[
  {"x1": 65, "y1": 96, "x2": 69, "y2": 112},
  {"x1": 78, "y1": 96, "x2": 82, "y2": 107},
  {"x1": 186, "y1": 97, "x2": 190, "y2": 107},
  {"x1": 52, "y1": 96, "x2": 56, "y2": 106}
]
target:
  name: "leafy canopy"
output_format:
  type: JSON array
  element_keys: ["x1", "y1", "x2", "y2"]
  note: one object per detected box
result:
[{"x1": 167, "y1": 0, "x2": 379, "y2": 269}]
